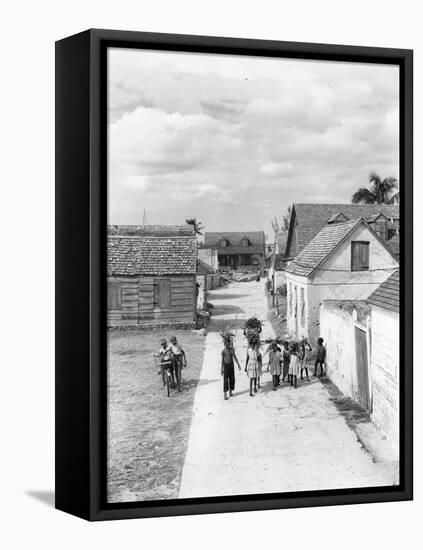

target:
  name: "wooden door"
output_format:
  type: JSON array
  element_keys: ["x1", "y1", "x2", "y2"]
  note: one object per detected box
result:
[{"x1": 355, "y1": 327, "x2": 370, "y2": 410}]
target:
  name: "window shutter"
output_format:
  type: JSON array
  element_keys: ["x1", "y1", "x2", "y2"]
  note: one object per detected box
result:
[
  {"x1": 153, "y1": 279, "x2": 171, "y2": 309},
  {"x1": 159, "y1": 279, "x2": 171, "y2": 309},
  {"x1": 107, "y1": 280, "x2": 122, "y2": 310},
  {"x1": 362, "y1": 242, "x2": 369, "y2": 268},
  {"x1": 351, "y1": 242, "x2": 360, "y2": 270}
]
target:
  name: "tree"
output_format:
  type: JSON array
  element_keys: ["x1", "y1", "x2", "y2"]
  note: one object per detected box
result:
[
  {"x1": 185, "y1": 218, "x2": 205, "y2": 236},
  {"x1": 282, "y1": 206, "x2": 292, "y2": 231},
  {"x1": 352, "y1": 172, "x2": 398, "y2": 205}
]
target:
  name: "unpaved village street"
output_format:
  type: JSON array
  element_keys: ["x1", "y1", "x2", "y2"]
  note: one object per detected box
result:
[{"x1": 179, "y1": 280, "x2": 398, "y2": 499}]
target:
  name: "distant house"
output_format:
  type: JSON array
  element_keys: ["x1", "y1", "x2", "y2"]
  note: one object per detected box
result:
[
  {"x1": 368, "y1": 269, "x2": 400, "y2": 454},
  {"x1": 107, "y1": 225, "x2": 197, "y2": 328},
  {"x1": 285, "y1": 203, "x2": 399, "y2": 259},
  {"x1": 285, "y1": 218, "x2": 399, "y2": 344},
  {"x1": 203, "y1": 231, "x2": 265, "y2": 273}
]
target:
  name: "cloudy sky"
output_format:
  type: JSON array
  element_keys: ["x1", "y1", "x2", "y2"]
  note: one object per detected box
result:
[{"x1": 108, "y1": 48, "x2": 399, "y2": 239}]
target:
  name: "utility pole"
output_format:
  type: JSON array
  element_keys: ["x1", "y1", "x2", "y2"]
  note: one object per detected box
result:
[{"x1": 142, "y1": 209, "x2": 147, "y2": 226}]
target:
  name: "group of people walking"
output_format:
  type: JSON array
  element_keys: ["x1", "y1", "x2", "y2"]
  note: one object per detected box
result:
[{"x1": 220, "y1": 334, "x2": 327, "y2": 400}]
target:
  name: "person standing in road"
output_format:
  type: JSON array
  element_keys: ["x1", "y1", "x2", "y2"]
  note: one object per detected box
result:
[
  {"x1": 288, "y1": 342, "x2": 300, "y2": 388},
  {"x1": 245, "y1": 342, "x2": 260, "y2": 396},
  {"x1": 221, "y1": 338, "x2": 241, "y2": 400},
  {"x1": 315, "y1": 337, "x2": 327, "y2": 377},
  {"x1": 299, "y1": 337, "x2": 312, "y2": 381},
  {"x1": 268, "y1": 342, "x2": 282, "y2": 390},
  {"x1": 282, "y1": 341, "x2": 291, "y2": 382}
]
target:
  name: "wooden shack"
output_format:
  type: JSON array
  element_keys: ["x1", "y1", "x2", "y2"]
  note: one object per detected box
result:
[{"x1": 107, "y1": 226, "x2": 197, "y2": 328}]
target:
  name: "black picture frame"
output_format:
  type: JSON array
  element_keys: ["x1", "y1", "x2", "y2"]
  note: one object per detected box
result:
[{"x1": 55, "y1": 28, "x2": 413, "y2": 521}]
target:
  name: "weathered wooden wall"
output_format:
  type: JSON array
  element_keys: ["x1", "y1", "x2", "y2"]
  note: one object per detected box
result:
[{"x1": 107, "y1": 275, "x2": 196, "y2": 327}]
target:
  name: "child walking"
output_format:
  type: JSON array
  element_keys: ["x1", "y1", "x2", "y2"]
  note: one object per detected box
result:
[
  {"x1": 299, "y1": 337, "x2": 312, "y2": 381},
  {"x1": 315, "y1": 337, "x2": 326, "y2": 377},
  {"x1": 245, "y1": 342, "x2": 261, "y2": 396},
  {"x1": 282, "y1": 341, "x2": 291, "y2": 382},
  {"x1": 268, "y1": 343, "x2": 282, "y2": 390},
  {"x1": 288, "y1": 342, "x2": 300, "y2": 388},
  {"x1": 221, "y1": 338, "x2": 241, "y2": 400},
  {"x1": 168, "y1": 335, "x2": 187, "y2": 391}
]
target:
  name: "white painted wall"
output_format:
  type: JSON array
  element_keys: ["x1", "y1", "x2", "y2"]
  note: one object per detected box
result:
[
  {"x1": 371, "y1": 306, "x2": 400, "y2": 457},
  {"x1": 196, "y1": 275, "x2": 206, "y2": 309},
  {"x1": 313, "y1": 224, "x2": 399, "y2": 300},
  {"x1": 286, "y1": 273, "x2": 314, "y2": 341},
  {"x1": 286, "y1": 224, "x2": 399, "y2": 344},
  {"x1": 320, "y1": 302, "x2": 362, "y2": 399},
  {"x1": 198, "y1": 248, "x2": 219, "y2": 272}
]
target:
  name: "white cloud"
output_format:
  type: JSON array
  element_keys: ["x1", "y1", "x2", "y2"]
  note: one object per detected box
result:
[{"x1": 107, "y1": 48, "x2": 399, "y2": 236}]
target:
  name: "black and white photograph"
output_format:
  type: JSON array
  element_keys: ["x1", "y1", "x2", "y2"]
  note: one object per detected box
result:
[{"x1": 106, "y1": 47, "x2": 401, "y2": 503}]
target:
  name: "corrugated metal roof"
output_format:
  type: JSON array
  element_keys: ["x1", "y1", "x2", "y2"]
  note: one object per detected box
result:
[
  {"x1": 107, "y1": 235, "x2": 197, "y2": 276},
  {"x1": 368, "y1": 269, "x2": 400, "y2": 313}
]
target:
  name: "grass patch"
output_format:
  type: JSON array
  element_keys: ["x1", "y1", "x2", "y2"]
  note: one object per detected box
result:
[{"x1": 107, "y1": 329, "x2": 206, "y2": 503}]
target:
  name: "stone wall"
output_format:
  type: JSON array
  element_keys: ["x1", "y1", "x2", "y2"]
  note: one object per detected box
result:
[{"x1": 371, "y1": 306, "x2": 399, "y2": 457}]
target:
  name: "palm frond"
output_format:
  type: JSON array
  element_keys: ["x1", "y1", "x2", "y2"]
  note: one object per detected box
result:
[{"x1": 352, "y1": 188, "x2": 377, "y2": 204}]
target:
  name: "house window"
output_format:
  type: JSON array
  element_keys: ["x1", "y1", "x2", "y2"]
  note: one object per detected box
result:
[
  {"x1": 107, "y1": 280, "x2": 122, "y2": 310},
  {"x1": 351, "y1": 241, "x2": 370, "y2": 271},
  {"x1": 375, "y1": 221, "x2": 387, "y2": 240},
  {"x1": 153, "y1": 279, "x2": 171, "y2": 309},
  {"x1": 242, "y1": 238, "x2": 250, "y2": 247},
  {"x1": 220, "y1": 238, "x2": 229, "y2": 247},
  {"x1": 300, "y1": 287, "x2": 305, "y2": 327},
  {"x1": 388, "y1": 228, "x2": 398, "y2": 239}
]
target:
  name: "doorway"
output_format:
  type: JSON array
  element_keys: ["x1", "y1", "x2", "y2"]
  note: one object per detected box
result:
[{"x1": 355, "y1": 326, "x2": 370, "y2": 411}]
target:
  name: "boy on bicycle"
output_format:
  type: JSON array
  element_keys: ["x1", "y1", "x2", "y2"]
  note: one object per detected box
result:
[
  {"x1": 168, "y1": 336, "x2": 187, "y2": 391},
  {"x1": 158, "y1": 338, "x2": 175, "y2": 387}
]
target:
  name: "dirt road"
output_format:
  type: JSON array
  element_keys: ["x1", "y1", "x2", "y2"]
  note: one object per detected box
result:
[{"x1": 178, "y1": 280, "x2": 398, "y2": 499}]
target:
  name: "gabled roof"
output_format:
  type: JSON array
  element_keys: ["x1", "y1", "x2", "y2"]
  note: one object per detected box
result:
[
  {"x1": 197, "y1": 258, "x2": 214, "y2": 275},
  {"x1": 204, "y1": 231, "x2": 265, "y2": 247},
  {"x1": 367, "y1": 212, "x2": 389, "y2": 223},
  {"x1": 277, "y1": 231, "x2": 288, "y2": 253},
  {"x1": 286, "y1": 203, "x2": 399, "y2": 257},
  {"x1": 327, "y1": 212, "x2": 350, "y2": 224},
  {"x1": 108, "y1": 224, "x2": 194, "y2": 237},
  {"x1": 368, "y1": 269, "x2": 400, "y2": 313},
  {"x1": 107, "y1": 235, "x2": 197, "y2": 276},
  {"x1": 204, "y1": 231, "x2": 265, "y2": 254},
  {"x1": 285, "y1": 218, "x2": 398, "y2": 278}
]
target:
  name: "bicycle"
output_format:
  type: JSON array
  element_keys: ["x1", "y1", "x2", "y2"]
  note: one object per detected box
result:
[{"x1": 154, "y1": 354, "x2": 174, "y2": 397}]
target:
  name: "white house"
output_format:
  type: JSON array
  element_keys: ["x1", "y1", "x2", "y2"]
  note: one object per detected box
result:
[
  {"x1": 368, "y1": 269, "x2": 400, "y2": 456},
  {"x1": 285, "y1": 218, "x2": 399, "y2": 345}
]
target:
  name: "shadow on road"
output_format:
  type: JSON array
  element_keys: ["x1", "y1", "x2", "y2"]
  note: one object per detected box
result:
[
  {"x1": 211, "y1": 304, "x2": 246, "y2": 315},
  {"x1": 210, "y1": 293, "x2": 249, "y2": 300}
]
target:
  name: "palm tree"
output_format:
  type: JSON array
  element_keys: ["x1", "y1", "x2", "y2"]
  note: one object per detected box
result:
[
  {"x1": 185, "y1": 218, "x2": 205, "y2": 236},
  {"x1": 352, "y1": 172, "x2": 398, "y2": 205}
]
